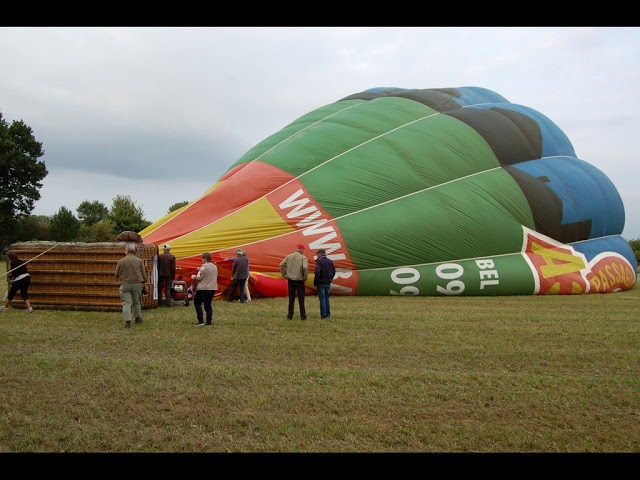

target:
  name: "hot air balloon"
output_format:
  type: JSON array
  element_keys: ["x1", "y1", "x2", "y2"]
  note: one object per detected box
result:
[{"x1": 141, "y1": 86, "x2": 637, "y2": 298}]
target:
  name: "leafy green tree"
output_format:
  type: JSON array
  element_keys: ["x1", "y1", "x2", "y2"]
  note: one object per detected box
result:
[
  {"x1": 168, "y1": 201, "x2": 189, "y2": 214},
  {"x1": 108, "y1": 195, "x2": 151, "y2": 234},
  {"x1": 77, "y1": 219, "x2": 117, "y2": 242},
  {"x1": 77, "y1": 200, "x2": 109, "y2": 226},
  {"x1": 49, "y1": 206, "x2": 81, "y2": 241},
  {"x1": 628, "y1": 238, "x2": 640, "y2": 264},
  {"x1": 0, "y1": 111, "x2": 47, "y2": 249},
  {"x1": 17, "y1": 214, "x2": 50, "y2": 241},
  {"x1": 1, "y1": 217, "x2": 19, "y2": 250}
]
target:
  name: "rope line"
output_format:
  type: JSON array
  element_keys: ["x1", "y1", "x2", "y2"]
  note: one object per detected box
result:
[{"x1": 1, "y1": 242, "x2": 61, "y2": 279}]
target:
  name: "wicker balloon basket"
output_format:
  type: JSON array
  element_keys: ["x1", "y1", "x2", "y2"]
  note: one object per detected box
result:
[{"x1": 4, "y1": 241, "x2": 159, "y2": 312}]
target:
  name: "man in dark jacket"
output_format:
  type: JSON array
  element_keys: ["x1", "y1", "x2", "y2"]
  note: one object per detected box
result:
[
  {"x1": 228, "y1": 248, "x2": 249, "y2": 303},
  {"x1": 157, "y1": 244, "x2": 176, "y2": 307},
  {"x1": 313, "y1": 249, "x2": 336, "y2": 319}
]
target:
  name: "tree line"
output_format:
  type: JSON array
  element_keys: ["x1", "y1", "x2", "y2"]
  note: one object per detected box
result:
[{"x1": 4, "y1": 197, "x2": 189, "y2": 248}]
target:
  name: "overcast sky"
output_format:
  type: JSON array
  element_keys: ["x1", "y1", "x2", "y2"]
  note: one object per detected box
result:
[{"x1": 1, "y1": 27, "x2": 639, "y2": 240}]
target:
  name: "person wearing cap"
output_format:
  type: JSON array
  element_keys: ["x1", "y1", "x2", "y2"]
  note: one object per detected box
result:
[
  {"x1": 313, "y1": 249, "x2": 336, "y2": 319},
  {"x1": 241, "y1": 250, "x2": 252, "y2": 303},
  {"x1": 227, "y1": 248, "x2": 249, "y2": 303},
  {"x1": 279, "y1": 243, "x2": 309, "y2": 320},
  {"x1": 157, "y1": 244, "x2": 176, "y2": 307},
  {"x1": 115, "y1": 242, "x2": 147, "y2": 328}
]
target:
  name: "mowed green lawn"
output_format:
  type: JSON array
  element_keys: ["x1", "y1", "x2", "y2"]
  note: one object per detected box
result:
[{"x1": 1, "y1": 262, "x2": 638, "y2": 453}]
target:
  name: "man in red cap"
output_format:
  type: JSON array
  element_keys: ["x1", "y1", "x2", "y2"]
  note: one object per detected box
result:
[{"x1": 279, "y1": 243, "x2": 309, "y2": 320}]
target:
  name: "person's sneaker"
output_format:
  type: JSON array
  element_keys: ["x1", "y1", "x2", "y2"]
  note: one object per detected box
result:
[
  {"x1": 0, "y1": 306, "x2": 7, "y2": 311},
  {"x1": 125, "y1": 321, "x2": 131, "y2": 328},
  {"x1": 195, "y1": 322, "x2": 205, "y2": 326},
  {"x1": 26, "y1": 307, "x2": 33, "y2": 313},
  {"x1": 301, "y1": 316, "x2": 307, "y2": 320},
  {"x1": 135, "y1": 317, "x2": 143, "y2": 324},
  {"x1": 205, "y1": 323, "x2": 212, "y2": 326}
]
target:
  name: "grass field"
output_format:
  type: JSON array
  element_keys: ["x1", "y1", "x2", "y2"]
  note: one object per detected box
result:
[{"x1": 1, "y1": 263, "x2": 638, "y2": 453}]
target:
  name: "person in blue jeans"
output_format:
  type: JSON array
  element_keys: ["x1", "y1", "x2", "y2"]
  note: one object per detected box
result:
[
  {"x1": 280, "y1": 244, "x2": 309, "y2": 320},
  {"x1": 192, "y1": 252, "x2": 218, "y2": 326},
  {"x1": 313, "y1": 249, "x2": 336, "y2": 319}
]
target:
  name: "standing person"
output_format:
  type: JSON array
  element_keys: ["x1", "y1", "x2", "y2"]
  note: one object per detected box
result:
[
  {"x1": 115, "y1": 242, "x2": 147, "y2": 328},
  {"x1": 192, "y1": 251, "x2": 218, "y2": 326},
  {"x1": 242, "y1": 250, "x2": 252, "y2": 303},
  {"x1": 1, "y1": 251, "x2": 34, "y2": 313},
  {"x1": 157, "y1": 244, "x2": 176, "y2": 307},
  {"x1": 313, "y1": 249, "x2": 336, "y2": 319},
  {"x1": 227, "y1": 248, "x2": 249, "y2": 303},
  {"x1": 279, "y1": 243, "x2": 309, "y2": 320}
]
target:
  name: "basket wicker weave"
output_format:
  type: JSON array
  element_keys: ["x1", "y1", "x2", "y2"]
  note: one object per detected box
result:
[{"x1": 5, "y1": 241, "x2": 159, "y2": 312}]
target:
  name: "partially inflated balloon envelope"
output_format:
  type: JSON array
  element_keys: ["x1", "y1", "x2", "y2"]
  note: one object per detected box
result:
[{"x1": 141, "y1": 86, "x2": 637, "y2": 298}]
